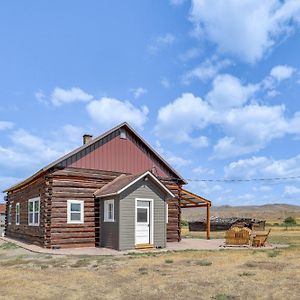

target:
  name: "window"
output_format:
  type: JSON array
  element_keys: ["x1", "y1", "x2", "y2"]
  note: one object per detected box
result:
[
  {"x1": 16, "y1": 203, "x2": 20, "y2": 225},
  {"x1": 67, "y1": 200, "x2": 84, "y2": 224},
  {"x1": 120, "y1": 128, "x2": 127, "y2": 139},
  {"x1": 104, "y1": 199, "x2": 114, "y2": 222},
  {"x1": 8, "y1": 203, "x2": 12, "y2": 225},
  {"x1": 166, "y1": 203, "x2": 168, "y2": 224},
  {"x1": 28, "y1": 197, "x2": 40, "y2": 226}
]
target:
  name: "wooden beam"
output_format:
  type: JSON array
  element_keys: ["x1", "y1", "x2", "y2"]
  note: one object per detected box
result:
[
  {"x1": 206, "y1": 203, "x2": 210, "y2": 240},
  {"x1": 181, "y1": 204, "x2": 208, "y2": 208},
  {"x1": 181, "y1": 197, "x2": 199, "y2": 205},
  {"x1": 181, "y1": 189, "x2": 211, "y2": 204}
]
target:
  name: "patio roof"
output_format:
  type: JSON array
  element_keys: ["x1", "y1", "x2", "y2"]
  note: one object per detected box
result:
[{"x1": 180, "y1": 189, "x2": 211, "y2": 208}]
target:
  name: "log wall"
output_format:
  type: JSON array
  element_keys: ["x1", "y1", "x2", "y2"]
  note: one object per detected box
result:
[
  {"x1": 5, "y1": 176, "x2": 47, "y2": 246},
  {"x1": 5, "y1": 167, "x2": 182, "y2": 248},
  {"x1": 47, "y1": 167, "x2": 122, "y2": 248}
]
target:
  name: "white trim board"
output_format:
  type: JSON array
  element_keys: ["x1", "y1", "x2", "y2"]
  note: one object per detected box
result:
[{"x1": 135, "y1": 198, "x2": 154, "y2": 245}]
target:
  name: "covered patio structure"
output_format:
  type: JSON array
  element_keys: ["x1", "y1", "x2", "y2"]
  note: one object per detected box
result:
[{"x1": 180, "y1": 189, "x2": 212, "y2": 239}]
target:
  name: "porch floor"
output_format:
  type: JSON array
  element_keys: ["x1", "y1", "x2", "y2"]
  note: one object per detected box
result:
[{"x1": 1, "y1": 237, "x2": 288, "y2": 256}]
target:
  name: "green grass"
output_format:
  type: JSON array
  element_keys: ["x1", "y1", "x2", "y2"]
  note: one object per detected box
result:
[
  {"x1": 195, "y1": 259, "x2": 212, "y2": 266},
  {"x1": 138, "y1": 267, "x2": 148, "y2": 275},
  {"x1": 267, "y1": 250, "x2": 281, "y2": 257},
  {"x1": 70, "y1": 258, "x2": 90, "y2": 268},
  {"x1": 0, "y1": 242, "x2": 19, "y2": 250},
  {"x1": 165, "y1": 259, "x2": 174, "y2": 264}
]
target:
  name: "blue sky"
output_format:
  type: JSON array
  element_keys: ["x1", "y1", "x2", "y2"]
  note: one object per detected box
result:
[{"x1": 1, "y1": 0, "x2": 300, "y2": 206}]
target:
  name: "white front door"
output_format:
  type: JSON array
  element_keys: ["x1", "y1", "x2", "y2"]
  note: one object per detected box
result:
[{"x1": 136, "y1": 200, "x2": 150, "y2": 244}]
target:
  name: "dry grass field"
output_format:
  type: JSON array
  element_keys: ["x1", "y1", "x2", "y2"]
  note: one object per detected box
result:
[{"x1": 0, "y1": 227, "x2": 299, "y2": 300}]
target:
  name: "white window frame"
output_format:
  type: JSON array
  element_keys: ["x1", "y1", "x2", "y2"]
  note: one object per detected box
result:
[
  {"x1": 28, "y1": 197, "x2": 40, "y2": 226},
  {"x1": 16, "y1": 203, "x2": 20, "y2": 225},
  {"x1": 104, "y1": 199, "x2": 114, "y2": 222},
  {"x1": 67, "y1": 200, "x2": 84, "y2": 224},
  {"x1": 8, "y1": 203, "x2": 12, "y2": 225},
  {"x1": 166, "y1": 203, "x2": 168, "y2": 224}
]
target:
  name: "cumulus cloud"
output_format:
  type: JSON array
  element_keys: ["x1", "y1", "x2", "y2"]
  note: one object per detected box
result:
[
  {"x1": 129, "y1": 87, "x2": 147, "y2": 99},
  {"x1": 169, "y1": 0, "x2": 187, "y2": 6},
  {"x1": 182, "y1": 58, "x2": 232, "y2": 84},
  {"x1": 224, "y1": 154, "x2": 300, "y2": 179},
  {"x1": 206, "y1": 74, "x2": 258, "y2": 109},
  {"x1": 87, "y1": 97, "x2": 149, "y2": 130},
  {"x1": 270, "y1": 65, "x2": 296, "y2": 81},
  {"x1": 284, "y1": 185, "x2": 300, "y2": 197},
  {"x1": 192, "y1": 166, "x2": 215, "y2": 175},
  {"x1": 0, "y1": 121, "x2": 14, "y2": 131},
  {"x1": 189, "y1": 0, "x2": 300, "y2": 63},
  {"x1": 0, "y1": 124, "x2": 85, "y2": 172},
  {"x1": 155, "y1": 93, "x2": 211, "y2": 148},
  {"x1": 50, "y1": 87, "x2": 93, "y2": 106},
  {"x1": 148, "y1": 33, "x2": 175, "y2": 54},
  {"x1": 161, "y1": 78, "x2": 171, "y2": 88},
  {"x1": 155, "y1": 141, "x2": 191, "y2": 169},
  {"x1": 157, "y1": 64, "x2": 300, "y2": 158}
]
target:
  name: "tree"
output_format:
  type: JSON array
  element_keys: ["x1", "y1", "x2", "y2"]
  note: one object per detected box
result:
[{"x1": 283, "y1": 217, "x2": 297, "y2": 230}]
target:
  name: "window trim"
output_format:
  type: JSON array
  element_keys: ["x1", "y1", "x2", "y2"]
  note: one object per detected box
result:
[
  {"x1": 8, "y1": 203, "x2": 12, "y2": 225},
  {"x1": 104, "y1": 199, "x2": 115, "y2": 222},
  {"x1": 28, "y1": 197, "x2": 40, "y2": 226},
  {"x1": 16, "y1": 203, "x2": 20, "y2": 225},
  {"x1": 166, "y1": 203, "x2": 168, "y2": 224},
  {"x1": 67, "y1": 200, "x2": 84, "y2": 224}
]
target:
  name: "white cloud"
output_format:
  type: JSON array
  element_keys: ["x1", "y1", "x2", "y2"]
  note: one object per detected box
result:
[
  {"x1": 270, "y1": 65, "x2": 296, "y2": 81},
  {"x1": 87, "y1": 97, "x2": 149, "y2": 130},
  {"x1": 51, "y1": 87, "x2": 93, "y2": 106},
  {"x1": 0, "y1": 121, "x2": 14, "y2": 131},
  {"x1": 35, "y1": 90, "x2": 47, "y2": 104},
  {"x1": 179, "y1": 48, "x2": 201, "y2": 62},
  {"x1": 170, "y1": 0, "x2": 187, "y2": 6},
  {"x1": 206, "y1": 74, "x2": 258, "y2": 109},
  {"x1": 155, "y1": 93, "x2": 211, "y2": 148},
  {"x1": 148, "y1": 33, "x2": 175, "y2": 54},
  {"x1": 182, "y1": 58, "x2": 232, "y2": 84},
  {"x1": 253, "y1": 185, "x2": 272, "y2": 192},
  {"x1": 212, "y1": 104, "x2": 291, "y2": 158},
  {"x1": 224, "y1": 154, "x2": 300, "y2": 179},
  {"x1": 161, "y1": 78, "x2": 171, "y2": 88},
  {"x1": 155, "y1": 141, "x2": 191, "y2": 168},
  {"x1": 189, "y1": 0, "x2": 300, "y2": 63},
  {"x1": 284, "y1": 185, "x2": 300, "y2": 197},
  {"x1": 0, "y1": 125, "x2": 84, "y2": 171},
  {"x1": 192, "y1": 166, "x2": 215, "y2": 175},
  {"x1": 129, "y1": 87, "x2": 147, "y2": 99}
]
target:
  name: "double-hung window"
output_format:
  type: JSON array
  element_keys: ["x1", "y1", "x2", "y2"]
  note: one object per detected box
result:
[
  {"x1": 67, "y1": 200, "x2": 84, "y2": 224},
  {"x1": 104, "y1": 199, "x2": 114, "y2": 222},
  {"x1": 16, "y1": 203, "x2": 20, "y2": 225},
  {"x1": 28, "y1": 197, "x2": 40, "y2": 226}
]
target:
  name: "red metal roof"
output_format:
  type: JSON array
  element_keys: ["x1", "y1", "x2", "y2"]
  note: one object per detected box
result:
[
  {"x1": 4, "y1": 122, "x2": 186, "y2": 192},
  {"x1": 0, "y1": 203, "x2": 5, "y2": 214}
]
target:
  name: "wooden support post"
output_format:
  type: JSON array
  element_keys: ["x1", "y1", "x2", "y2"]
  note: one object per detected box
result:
[{"x1": 206, "y1": 204, "x2": 210, "y2": 240}]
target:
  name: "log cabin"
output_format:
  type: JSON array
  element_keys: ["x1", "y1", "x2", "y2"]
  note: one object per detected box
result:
[{"x1": 4, "y1": 122, "x2": 211, "y2": 250}]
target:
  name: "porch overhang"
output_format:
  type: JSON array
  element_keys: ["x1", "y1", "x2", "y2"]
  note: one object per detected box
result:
[{"x1": 180, "y1": 189, "x2": 212, "y2": 240}]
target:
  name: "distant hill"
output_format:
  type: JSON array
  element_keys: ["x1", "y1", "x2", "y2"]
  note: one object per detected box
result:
[{"x1": 182, "y1": 203, "x2": 300, "y2": 223}]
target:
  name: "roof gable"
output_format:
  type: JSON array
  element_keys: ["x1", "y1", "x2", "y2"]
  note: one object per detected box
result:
[
  {"x1": 5, "y1": 122, "x2": 185, "y2": 192},
  {"x1": 94, "y1": 171, "x2": 175, "y2": 198}
]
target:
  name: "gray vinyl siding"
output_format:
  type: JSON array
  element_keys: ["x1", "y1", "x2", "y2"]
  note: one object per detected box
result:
[
  {"x1": 119, "y1": 179, "x2": 167, "y2": 251},
  {"x1": 100, "y1": 197, "x2": 119, "y2": 249}
]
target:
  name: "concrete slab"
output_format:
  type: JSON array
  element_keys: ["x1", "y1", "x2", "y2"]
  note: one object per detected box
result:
[{"x1": 0, "y1": 237, "x2": 288, "y2": 256}]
